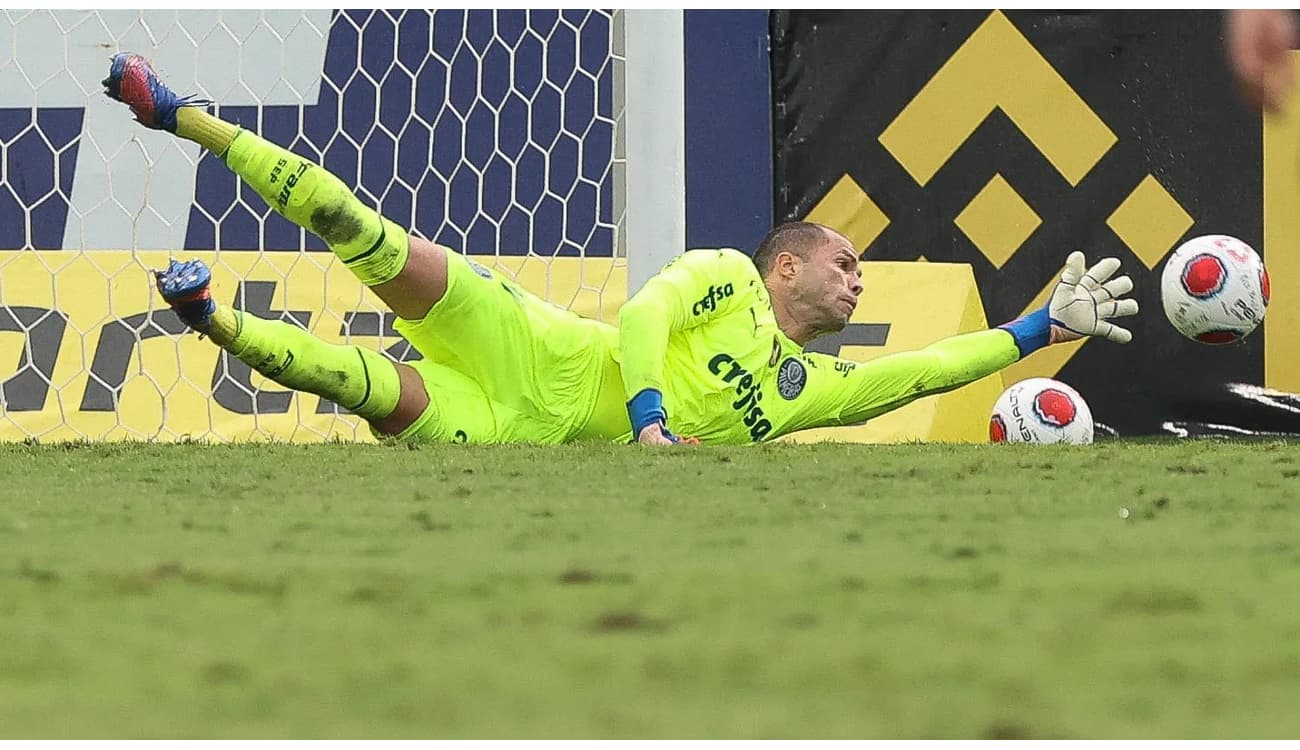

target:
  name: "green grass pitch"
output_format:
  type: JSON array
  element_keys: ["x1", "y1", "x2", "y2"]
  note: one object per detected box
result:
[{"x1": 2, "y1": 439, "x2": 1299, "y2": 738}]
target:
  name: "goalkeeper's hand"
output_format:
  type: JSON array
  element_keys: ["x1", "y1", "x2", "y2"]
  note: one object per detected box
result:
[
  {"x1": 1048, "y1": 251, "x2": 1140, "y2": 344},
  {"x1": 637, "y1": 423, "x2": 679, "y2": 446},
  {"x1": 637, "y1": 423, "x2": 700, "y2": 446},
  {"x1": 627, "y1": 389, "x2": 700, "y2": 446}
]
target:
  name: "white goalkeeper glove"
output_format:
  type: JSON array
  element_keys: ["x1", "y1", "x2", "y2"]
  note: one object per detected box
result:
[{"x1": 1048, "y1": 251, "x2": 1140, "y2": 344}]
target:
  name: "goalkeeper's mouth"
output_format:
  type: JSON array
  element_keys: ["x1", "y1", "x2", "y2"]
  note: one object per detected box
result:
[{"x1": 838, "y1": 295, "x2": 858, "y2": 316}]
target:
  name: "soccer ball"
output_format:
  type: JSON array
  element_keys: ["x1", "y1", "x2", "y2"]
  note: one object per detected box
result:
[
  {"x1": 1160, "y1": 234, "x2": 1269, "y2": 344},
  {"x1": 989, "y1": 377, "x2": 1094, "y2": 445}
]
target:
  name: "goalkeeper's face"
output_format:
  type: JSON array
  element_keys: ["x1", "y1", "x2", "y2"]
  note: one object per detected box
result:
[{"x1": 793, "y1": 228, "x2": 863, "y2": 332}]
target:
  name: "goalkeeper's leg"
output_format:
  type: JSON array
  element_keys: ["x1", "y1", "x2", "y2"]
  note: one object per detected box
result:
[
  {"x1": 155, "y1": 258, "x2": 429, "y2": 437},
  {"x1": 103, "y1": 52, "x2": 448, "y2": 322}
]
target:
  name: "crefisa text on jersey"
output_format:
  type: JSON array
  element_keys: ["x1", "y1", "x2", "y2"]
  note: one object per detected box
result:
[
  {"x1": 707, "y1": 352, "x2": 774, "y2": 441},
  {"x1": 692, "y1": 284, "x2": 735, "y2": 316}
]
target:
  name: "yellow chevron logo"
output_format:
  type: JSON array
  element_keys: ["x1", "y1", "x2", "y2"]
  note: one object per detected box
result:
[{"x1": 807, "y1": 10, "x2": 1196, "y2": 380}]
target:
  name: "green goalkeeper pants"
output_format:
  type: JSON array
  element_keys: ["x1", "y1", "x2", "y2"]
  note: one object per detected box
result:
[{"x1": 387, "y1": 249, "x2": 630, "y2": 444}]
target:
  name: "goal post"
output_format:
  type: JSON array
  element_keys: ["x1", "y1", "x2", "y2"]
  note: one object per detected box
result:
[
  {"x1": 622, "y1": 9, "x2": 687, "y2": 294},
  {"x1": 0, "y1": 9, "x2": 686, "y2": 442}
]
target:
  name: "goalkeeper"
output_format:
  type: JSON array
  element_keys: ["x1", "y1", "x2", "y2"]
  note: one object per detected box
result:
[{"x1": 103, "y1": 52, "x2": 1138, "y2": 446}]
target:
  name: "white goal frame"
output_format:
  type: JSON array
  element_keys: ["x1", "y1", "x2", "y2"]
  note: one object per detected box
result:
[{"x1": 0, "y1": 9, "x2": 687, "y2": 442}]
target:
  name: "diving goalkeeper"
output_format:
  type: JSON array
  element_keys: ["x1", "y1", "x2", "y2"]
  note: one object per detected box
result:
[{"x1": 103, "y1": 53, "x2": 1138, "y2": 446}]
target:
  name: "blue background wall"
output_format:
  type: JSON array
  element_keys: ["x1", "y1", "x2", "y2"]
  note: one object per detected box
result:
[{"x1": 684, "y1": 10, "x2": 773, "y2": 255}]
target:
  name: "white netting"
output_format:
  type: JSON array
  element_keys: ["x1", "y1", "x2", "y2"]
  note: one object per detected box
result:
[{"x1": 0, "y1": 9, "x2": 627, "y2": 442}]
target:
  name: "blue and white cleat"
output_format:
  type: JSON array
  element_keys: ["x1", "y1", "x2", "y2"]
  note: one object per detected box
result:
[
  {"x1": 101, "y1": 52, "x2": 210, "y2": 132},
  {"x1": 155, "y1": 259, "x2": 216, "y2": 330}
]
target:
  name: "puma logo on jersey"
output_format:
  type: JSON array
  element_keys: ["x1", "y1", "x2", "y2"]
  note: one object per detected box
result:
[
  {"x1": 708, "y1": 353, "x2": 773, "y2": 442},
  {"x1": 692, "y1": 284, "x2": 734, "y2": 316}
]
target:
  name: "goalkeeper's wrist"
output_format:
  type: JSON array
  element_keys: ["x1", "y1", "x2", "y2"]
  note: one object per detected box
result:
[
  {"x1": 998, "y1": 304, "x2": 1051, "y2": 358},
  {"x1": 627, "y1": 388, "x2": 668, "y2": 436}
]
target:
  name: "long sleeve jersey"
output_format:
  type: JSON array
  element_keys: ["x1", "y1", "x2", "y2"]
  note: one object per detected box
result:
[{"x1": 616, "y1": 248, "x2": 1020, "y2": 443}]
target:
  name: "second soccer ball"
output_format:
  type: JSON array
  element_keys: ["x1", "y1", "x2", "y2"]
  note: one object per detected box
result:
[
  {"x1": 989, "y1": 377, "x2": 1095, "y2": 445},
  {"x1": 1160, "y1": 234, "x2": 1269, "y2": 345}
]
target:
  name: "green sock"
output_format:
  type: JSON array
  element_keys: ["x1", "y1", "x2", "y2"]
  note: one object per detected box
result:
[
  {"x1": 182, "y1": 110, "x2": 409, "y2": 287},
  {"x1": 176, "y1": 107, "x2": 238, "y2": 155},
  {"x1": 205, "y1": 306, "x2": 401, "y2": 420}
]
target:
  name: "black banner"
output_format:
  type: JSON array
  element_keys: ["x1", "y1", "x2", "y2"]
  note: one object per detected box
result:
[{"x1": 771, "y1": 10, "x2": 1288, "y2": 437}]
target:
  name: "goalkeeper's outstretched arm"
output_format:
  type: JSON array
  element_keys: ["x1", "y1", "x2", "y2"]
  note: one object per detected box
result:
[
  {"x1": 780, "y1": 329, "x2": 1020, "y2": 435},
  {"x1": 778, "y1": 252, "x2": 1140, "y2": 436}
]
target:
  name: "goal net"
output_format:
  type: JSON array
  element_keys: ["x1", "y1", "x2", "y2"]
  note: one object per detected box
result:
[{"x1": 0, "y1": 9, "x2": 644, "y2": 442}]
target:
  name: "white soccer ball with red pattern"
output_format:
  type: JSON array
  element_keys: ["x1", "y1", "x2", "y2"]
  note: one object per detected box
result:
[
  {"x1": 989, "y1": 377, "x2": 1094, "y2": 445},
  {"x1": 1160, "y1": 234, "x2": 1269, "y2": 345}
]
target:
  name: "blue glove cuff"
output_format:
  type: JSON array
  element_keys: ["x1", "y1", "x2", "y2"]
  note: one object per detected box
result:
[
  {"x1": 627, "y1": 388, "x2": 668, "y2": 436},
  {"x1": 998, "y1": 304, "x2": 1051, "y2": 358}
]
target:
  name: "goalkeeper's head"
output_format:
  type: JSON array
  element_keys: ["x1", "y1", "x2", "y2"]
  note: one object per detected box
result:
[{"x1": 752, "y1": 221, "x2": 862, "y2": 341}]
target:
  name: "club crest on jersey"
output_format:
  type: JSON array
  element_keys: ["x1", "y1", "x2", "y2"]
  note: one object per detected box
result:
[{"x1": 777, "y1": 357, "x2": 806, "y2": 400}]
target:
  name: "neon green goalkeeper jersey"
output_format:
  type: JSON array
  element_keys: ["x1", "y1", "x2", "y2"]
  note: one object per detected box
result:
[{"x1": 615, "y1": 248, "x2": 1022, "y2": 444}]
